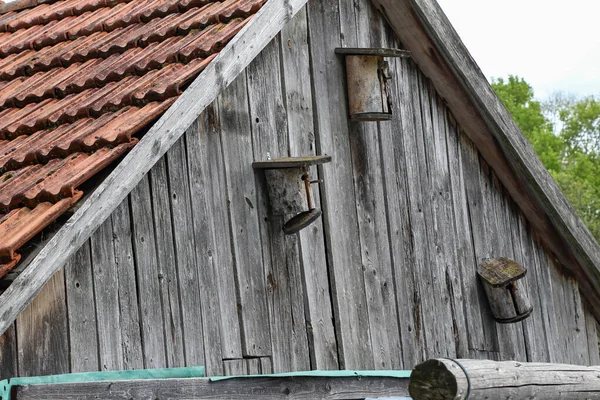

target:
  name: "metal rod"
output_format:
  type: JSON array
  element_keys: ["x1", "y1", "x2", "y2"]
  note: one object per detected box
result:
[{"x1": 303, "y1": 174, "x2": 313, "y2": 210}]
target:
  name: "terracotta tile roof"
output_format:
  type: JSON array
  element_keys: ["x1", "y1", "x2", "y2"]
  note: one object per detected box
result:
[{"x1": 0, "y1": 0, "x2": 265, "y2": 277}]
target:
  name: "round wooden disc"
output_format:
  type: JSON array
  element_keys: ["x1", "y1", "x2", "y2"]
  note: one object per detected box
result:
[{"x1": 283, "y1": 209, "x2": 322, "y2": 235}]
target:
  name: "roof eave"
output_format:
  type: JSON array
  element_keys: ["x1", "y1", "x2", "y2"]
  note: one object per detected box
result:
[
  {"x1": 0, "y1": 0, "x2": 309, "y2": 337},
  {"x1": 371, "y1": 0, "x2": 600, "y2": 318}
]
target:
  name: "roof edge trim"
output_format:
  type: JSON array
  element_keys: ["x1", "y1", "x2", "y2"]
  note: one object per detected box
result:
[
  {"x1": 372, "y1": 0, "x2": 600, "y2": 317},
  {"x1": 0, "y1": 0, "x2": 309, "y2": 337}
]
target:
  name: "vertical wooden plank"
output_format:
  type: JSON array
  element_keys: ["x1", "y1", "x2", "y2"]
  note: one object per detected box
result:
[
  {"x1": 91, "y1": 218, "x2": 123, "y2": 371},
  {"x1": 219, "y1": 73, "x2": 271, "y2": 357},
  {"x1": 245, "y1": 358, "x2": 261, "y2": 374},
  {"x1": 149, "y1": 158, "x2": 186, "y2": 368},
  {"x1": 111, "y1": 200, "x2": 144, "y2": 370},
  {"x1": 196, "y1": 104, "x2": 243, "y2": 361},
  {"x1": 307, "y1": 0, "x2": 372, "y2": 370},
  {"x1": 486, "y1": 171, "x2": 527, "y2": 362},
  {"x1": 459, "y1": 130, "x2": 500, "y2": 355},
  {"x1": 223, "y1": 359, "x2": 246, "y2": 376},
  {"x1": 186, "y1": 107, "x2": 237, "y2": 377},
  {"x1": 549, "y1": 266, "x2": 588, "y2": 365},
  {"x1": 166, "y1": 138, "x2": 206, "y2": 366},
  {"x1": 512, "y1": 212, "x2": 551, "y2": 362},
  {"x1": 0, "y1": 324, "x2": 17, "y2": 379},
  {"x1": 380, "y1": 53, "x2": 425, "y2": 369},
  {"x1": 429, "y1": 86, "x2": 469, "y2": 359},
  {"x1": 585, "y1": 305, "x2": 600, "y2": 365},
  {"x1": 446, "y1": 115, "x2": 489, "y2": 359},
  {"x1": 344, "y1": 0, "x2": 403, "y2": 370},
  {"x1": 567, "y1": 278, "x2": 591, "y2": 365},
  {"x1": 279, "y1": 5, "x2": 339, "y2": 371},
  {"x1": 398, "y1": 59, "x2": 435, "y2": 362},
  {"x1": 530, "y1": 234, "x2": 561, "y2": 363},
  {"x1": 129, "y1": 176, "x2": 167, "y2": 369},
  {"x1": 246, "y1": 37, "x2": 309, "y2": 373},
  {"x1": 260, "y1": 357, "x2": 273, "y2": 374},
  {"x1": 413, "y1": 74, "x2": 456, "y2": 358},
  {"x1": 65, "y1": 241, "x2": 99, "y2": 372},
  {"x1": 17, "y1": 269, "x2": 69, "y2": 376}
]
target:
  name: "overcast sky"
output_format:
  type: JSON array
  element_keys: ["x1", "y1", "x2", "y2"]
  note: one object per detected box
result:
[{"x1": 435, "y1": 0, "x2": 600, "y2": 100}]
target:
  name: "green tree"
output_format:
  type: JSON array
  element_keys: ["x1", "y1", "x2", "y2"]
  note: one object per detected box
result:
[
  {"x1": 492, "y1": 76, "x2": 600, "y2": 241},
  {"x1": 491, "y1": 76, "x2": 563, "y2": 173}
]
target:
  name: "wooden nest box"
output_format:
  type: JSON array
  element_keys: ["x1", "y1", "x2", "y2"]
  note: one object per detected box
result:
[
  {"x1": 252, "y1": 155, "x2": 331, "y2": 235},
  {"x1": 335, "y1": 48, "x2": 411, "y2": 121},
  {"x1": 477, "y1": 257, "x2": 533, "y2": 324}
]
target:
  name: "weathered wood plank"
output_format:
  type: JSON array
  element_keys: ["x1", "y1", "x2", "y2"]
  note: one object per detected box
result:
[
  {"x1": 0, "y1": 323, "x2": 17, "y2": 379},
  {"x1": 246, "y1": 358, "x2": 261, "y2": 374},
  {"x1": 129, "y1": 176, "x2": 167, "y2": 369},
  {"x1": 149, "y1": 158, "x2": 186, "y2": 368},
  {"x1": 380, "y1": 53, "x2": 425, "y2": 368},
  {"x1": 344, "y1": 0, "x2": 402, "y2": 370},
  {"x1": 550, "y1": 265, "x2": 588, "y2": 365},
  {"x1": 223, "y1": 359, "x2": 246, "y2": 376},
  {"x1": 184, "y1": 118, "x2": 226, "y2": 377},
  {"x1": 246, "y1": 37, "x2": 308, "y2": 372},
  {"x1": 445, "y1": 116, "x2": 489, "y2": 358},
  {"x1": 0, "y1": 0, "x2": 310, "y2": 339},
  {"x1": 91, "y1": 218, "x2": 123, "y2": 371},
  {"x1": 166, "y1": 138, "x2": 206, "y2": 366},
  {"x1": 196, "y1": 104, "x2": 243, "y2": 362},
  {"x1": 17, "y1": 269, "x2": 69, "y2": 376},
  {"x1": 260, "y1": 357, "x2": 273, "y2": 374},
  {"x1": 14, "y1": 376, "x2": 410, "y2": 400},
  {"x1": 431, "y1": 90, "x2": 469, "y2": 359},
  {"x1": 458, "y1": 130, "x2": 499, "y2": 355},
  {"x1": 65, "y1": 240, "x2": 99, "y2": 372},
  {"x1": 371, "y1": 0, "x2": 600, "y2": 320},
  {"x1": 410, "y1": 358, "x2": 600, "y2": 400},
  {"x1": 307, "y1": 0, "x2": 372, "y2": 369},
  {"x1": 219, "y1": 73, "x2": 271, "y2": 357},
  {"x1": 512, "y1": 211, "x2": 551, "y2": 362},
  {"x1": 530, "y1": 234, "x2": 562, "y2": 363},
  {"x1": 279, "y1": 5, "x2": 338, "y2": 371},
  {"x1": 415, "y1": 74, "x2": 457, "y2": 358},
  {"x1": 186, "y1": 104, "x2": 242, "y2": 375},
  {"x1": 486, "y1": 169, "x2": 527, "y2": 361},
  {"x1": 584, "y1": 305, "x2": 600, "y2": 365},
  {"x1": 111, "y1": 200, "x2": 144, "y2": 370}
]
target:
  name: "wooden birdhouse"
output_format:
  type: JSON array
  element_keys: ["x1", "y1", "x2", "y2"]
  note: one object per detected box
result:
[
  {"x1": 252, "y1": 155, "x2": 331, "y2": 235},
  {"x1": 477, "y1": 258, "x2": 533, "y2": 324},
  {"x1": 335, "y1": 47, "x2": 411, "y2": 121}
]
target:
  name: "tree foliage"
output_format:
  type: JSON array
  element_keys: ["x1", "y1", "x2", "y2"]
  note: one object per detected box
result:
[{"x1": 491, "y1": 76, "x2": 600, "y2": 241}]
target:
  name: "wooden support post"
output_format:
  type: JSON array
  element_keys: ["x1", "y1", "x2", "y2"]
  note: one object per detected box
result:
[{"x1": 409, "y1": 358, "x2": 600, "y2": 400}]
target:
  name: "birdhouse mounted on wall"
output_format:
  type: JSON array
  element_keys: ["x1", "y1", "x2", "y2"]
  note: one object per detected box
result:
[
  {"x1": 252, "y1": 155, "x2": 332, "y2": 235},
  {"x1": 477, "y1": 258, "x2": 533, "y2": 324},
  {"x1": 335, "y1": 48, "x2": 411, "y2": 121}
]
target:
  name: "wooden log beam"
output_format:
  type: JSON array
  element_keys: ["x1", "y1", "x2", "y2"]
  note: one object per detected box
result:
[
  {"x1": 13, "y1": 376, "x2": 409, "y2": 399},
  {"x1": 409, "y1": 358, "x2": 600, "y2": 400},
  {"x1": 0, "y1": 0, "x2": 309, "y2": 337},
  {"x1": 369, "y1": 0, "x2": 600, "y2": 319}
]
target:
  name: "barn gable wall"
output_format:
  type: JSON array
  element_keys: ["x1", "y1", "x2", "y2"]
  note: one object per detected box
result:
[{"x1": 1, "y1": 0, "x2": 598, "y2": 379}]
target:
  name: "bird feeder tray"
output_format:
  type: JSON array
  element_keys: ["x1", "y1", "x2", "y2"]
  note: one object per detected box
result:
[
  {"x1": 253, "y1": 156, "x2": 331, "y2": 234},
  {"x1": 252, "y1": 155, "x2": 332, "y2": 170},
  {"x1": 335, "y1": 47, "x2": 411, "y2": 122},
  {"x1": 334, "y1": 48, "x2": 411, "y2": 58},
  {"x1": 478, "y1": 258, "x2": 533, "y2": 324}
]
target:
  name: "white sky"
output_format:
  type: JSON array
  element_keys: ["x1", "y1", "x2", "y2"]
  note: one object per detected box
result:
[{"x1": 436, "y1": 0, "x2": 600, "y2": 100}]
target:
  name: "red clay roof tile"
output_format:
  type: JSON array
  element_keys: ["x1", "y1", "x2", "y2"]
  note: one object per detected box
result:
[
  {"x1": 0, "y1": 193, "x2": 81, "y2": 264},
  {"x1": 0, "y1": 0, "x2": 265, "y2": 274}
]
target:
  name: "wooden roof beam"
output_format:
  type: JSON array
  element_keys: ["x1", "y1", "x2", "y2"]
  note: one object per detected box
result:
[
  {"x1": 370, "y1": 0, "x2": 600, "y2": 319},
  {"x1": 0, "y1": 0, "x2": 309, "y2": 337}
]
